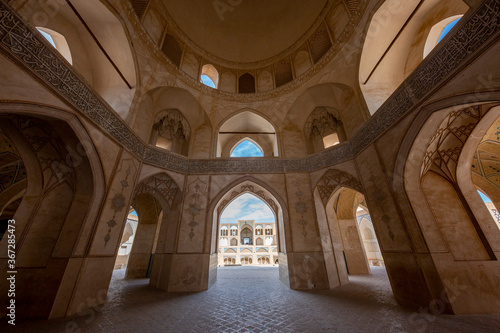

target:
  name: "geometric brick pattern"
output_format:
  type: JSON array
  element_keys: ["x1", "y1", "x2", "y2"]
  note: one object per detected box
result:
[{"x1": 8, "y1": 266, "x2": 500, "y2": 332}]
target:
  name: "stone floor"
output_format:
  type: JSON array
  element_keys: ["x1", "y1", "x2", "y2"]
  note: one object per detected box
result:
[{"x1": 4, "y1": 266, "x2": 500, "y2": 332}]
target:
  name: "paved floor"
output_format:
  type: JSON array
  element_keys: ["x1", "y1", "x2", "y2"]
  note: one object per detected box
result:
[{"x1": 4, "y1": 266, "x2": 500, "y2": 332}]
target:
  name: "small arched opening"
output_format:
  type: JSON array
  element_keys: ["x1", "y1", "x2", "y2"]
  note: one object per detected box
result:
[
  {"x1": 217, "y1": 110, "x2": 278, "y2": 157},
  {"x1": 200, "y1": 64, "x2": 219, "y2": 88}
]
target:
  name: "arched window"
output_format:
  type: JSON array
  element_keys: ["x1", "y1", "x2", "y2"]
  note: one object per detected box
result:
[
  {"x1": 255, "y1": 225, "x2": 263, "y2": 235},
  {"x1": 423, "y1": 16, "x2": 463, "y2": 58},
  {"x1": 265, "y1": 237, "x2": 273, "y2": 245},
  {"x1": 265, "y1": 225, "x2": 273, "y2": 235},
  {"x1": 241, "y1": 257, "x2": 253, "y2": 265},
  {"x1": 230, "y1": 238, "x2": 238, "y2": 246},
  {"x1": 36, "y1": 27, "x2": 72, "y2": 64},
  {"x1": 220, "y1": 226, "x2": 228, "y2": 236},
  {"x1": 258, "y1": 257, "x2": 270, "y2": 265},
  {"x1": 220, "y1": 238, "x2": 228, "y2": 246},
  {"x1": 217, "y1": 111, "x2": 278, "y2": 157},
  {"x1": 200, "y1": 64, "x2": 219, "y2": 88},
  {"x1": 224, "y1": 257, "x2": 236, "y2": 265},
  {"x1": 230, "y1": 226, "x2": 238, "y2": 236},
  {"x1": 256, "y1": 237, "x2": 264, "y2": 246},
  {"x1": 230, "y1": 139, "x2": 264, "y2": 157}
]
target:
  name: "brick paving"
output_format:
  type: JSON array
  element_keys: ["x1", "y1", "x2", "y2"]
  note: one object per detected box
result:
[{"x1": 4, "y1": 266, "x2": 500, "y2": 332}]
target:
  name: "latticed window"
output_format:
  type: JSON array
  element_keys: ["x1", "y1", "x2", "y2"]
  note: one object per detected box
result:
[
  {"x1": 162, "y1": 34, "x2": 183, "y2": 68},
  {"x1": 309, "y1": 26, "x2": 332, "y2": 63}
]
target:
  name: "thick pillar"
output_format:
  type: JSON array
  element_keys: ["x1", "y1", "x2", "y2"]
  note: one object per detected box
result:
[
  {"x1": 160, "y1": 175, "x2": 212, "y2": 292},
  {"x1": 357, "y1": 144, "x2": 448, "y2": 311},
  {"x1": 63, "y1": 152, "x2": 140, "y2": 317},
  {"x1": 284, "y1": 173, "x2": 331, "y2": 290}
]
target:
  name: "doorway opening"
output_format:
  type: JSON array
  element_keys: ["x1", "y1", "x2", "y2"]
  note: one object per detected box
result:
[{"x1": 217, "y1": 193, "x2": 278, "y2": 267}]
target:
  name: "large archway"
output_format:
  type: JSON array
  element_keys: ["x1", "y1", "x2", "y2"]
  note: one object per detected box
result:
[
  {"x1": 403, "y1": 103, "x2": 500, "y2": 314},
  {"x1": 121, "y1": 172, "x2": 185, "y2": 291},
  {"x1": 217, "y1": 193, "x2": 279, "y2": 267},
  {"x1": 0, "y1": 105, "x2": 105, "y2": 319},
  {"x1": 209, "y1": 179, "x2": 289, "y2": 286}
]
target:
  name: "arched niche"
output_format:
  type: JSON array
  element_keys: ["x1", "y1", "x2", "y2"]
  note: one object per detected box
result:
[
  {"x1": 0, "y1": 105, "x2": 105, "y2": 319},
  {"x1": 217, "y1": 110, "x2": 278, "y2": 158},
  {"x1": 239, "y1": 73, "x2": 255, "y2": 94},
  {"x1": 404, "y1": 103, "x2": 500, "y2": 314},
  {"x1": 149, "y1": 109, "x2": 191, "y2": 156},
  {"x1": 359, "y1": 0, "x2": 469, "y2": 114},
  {"x1": 282, "y1": 83, "x2": 364, "y2": 158},
  {"x1": 304, "y1": 107, "x2": 347, "y2": 154},
  {"x1": 24, "y1": 0, "x2": 138, "y2": 119},
  {"x1": 138, "y1": 87, "x2": 213, "y2": 159}
]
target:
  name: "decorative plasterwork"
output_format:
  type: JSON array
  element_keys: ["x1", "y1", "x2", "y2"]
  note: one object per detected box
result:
[
  {"x1": 217, "y1": 183, "x2": 279, "y2": 215},
  {"x1": 133, "y1": 172, "x2": 179, "y2": 208},
  {"x1": 0, "y1": 127, "x2": 26, "y2": 195},
  {"x1": 304, "y1": 107, "x2": 342, "y2": 139},
  {"x1": 316, "y1": 169, "x2": 364, "y2": 206},
  {"x1": 154, "y1": 109, "x2": 191, "y2": 140},
  {"x1": 422, "y1": 106, "x2": 486, "y2": 183},
  {"x1": 12, "y1": 115, "x2": 76, "y2": 192},
  {"x1": 0, "y1": 0, "x2": 499, "y2": 175},
  {"x1": 472, "y1": 149, "x2": 500, "y2": 189}
]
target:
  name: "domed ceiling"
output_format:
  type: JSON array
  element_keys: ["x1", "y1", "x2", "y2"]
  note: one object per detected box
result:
[{"x1": 161, "y1": 0, "x2": 328, "y2": 64}]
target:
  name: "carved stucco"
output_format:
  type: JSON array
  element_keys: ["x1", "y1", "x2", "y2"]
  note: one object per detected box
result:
[
  {"x1": 0, "y1": 0, "x2": 499, "y2": 175},
  {"x1": 133, "y1": 172, "x2": 179, "y2": 208},
  {"x1": 422, "y1": 105, "x2": 487, "y2": 183},
  {"x1": 316, "y1": 168, "x2": 364, "y2": 206}
]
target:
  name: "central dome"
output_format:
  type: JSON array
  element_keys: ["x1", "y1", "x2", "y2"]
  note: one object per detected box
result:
[{"x1": 161, "y1": 0, "x2": 328, "y2": 64}]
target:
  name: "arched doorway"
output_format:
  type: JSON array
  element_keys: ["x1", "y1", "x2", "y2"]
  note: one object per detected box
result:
[
  {"x1": 314, "y1": 168, "x2": 388, "y2": 289},
  {"x1": 121, "y1": 172, "x2": 184, "y2": 290},
  {"x1": 403, "y1": 103, "x2": 500, "y2": 314},
  {"x1": 209, "y1": 178, "x2": 289, "y2": 285},
  {"x1": 0, "y1": 111, "x2": 105, "y2": 319},
  {"x1": 217, "y1": 193, "x2": 278, "y2": 267}
]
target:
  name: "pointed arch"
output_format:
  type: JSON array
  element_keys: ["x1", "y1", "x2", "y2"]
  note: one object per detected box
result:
[
  {"x1": 230, "y1": 138, "x2": 264, "y2": 157},
  {"x1": 208, "y1": 176, "x2": 290, "y2": 286},
  {"x1": 216, "y1": 109, "x2": 278, "y2": 157}
]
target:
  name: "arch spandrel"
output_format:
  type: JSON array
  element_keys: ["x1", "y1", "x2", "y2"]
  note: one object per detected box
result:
[
  {"x1": 133, "y1": 172, "x2": 180, "y2": 209},
  {"x1": 315, "y1": 168, "x2": 364, "y2": 206}
]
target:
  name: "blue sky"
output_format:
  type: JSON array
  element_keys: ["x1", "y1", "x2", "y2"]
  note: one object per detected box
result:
[
  {"x1": 38, "y1": 29, "x2": 56, "y2": 48},
  {"x1": 438, "y1": 18, "x2": 460, "y2": 42},
  {"x1": 231, "y1": 140, "x2": 263, "y2": 157},
  {"x1": 478, "y1": 191, "x2": 491, "y2": 203},
  {"x1": 220, "y1": 193, "x2": 275, "y2": 224},
  {"x1": 201, "y1": 75, "x2": 216, "y2": 88}
]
